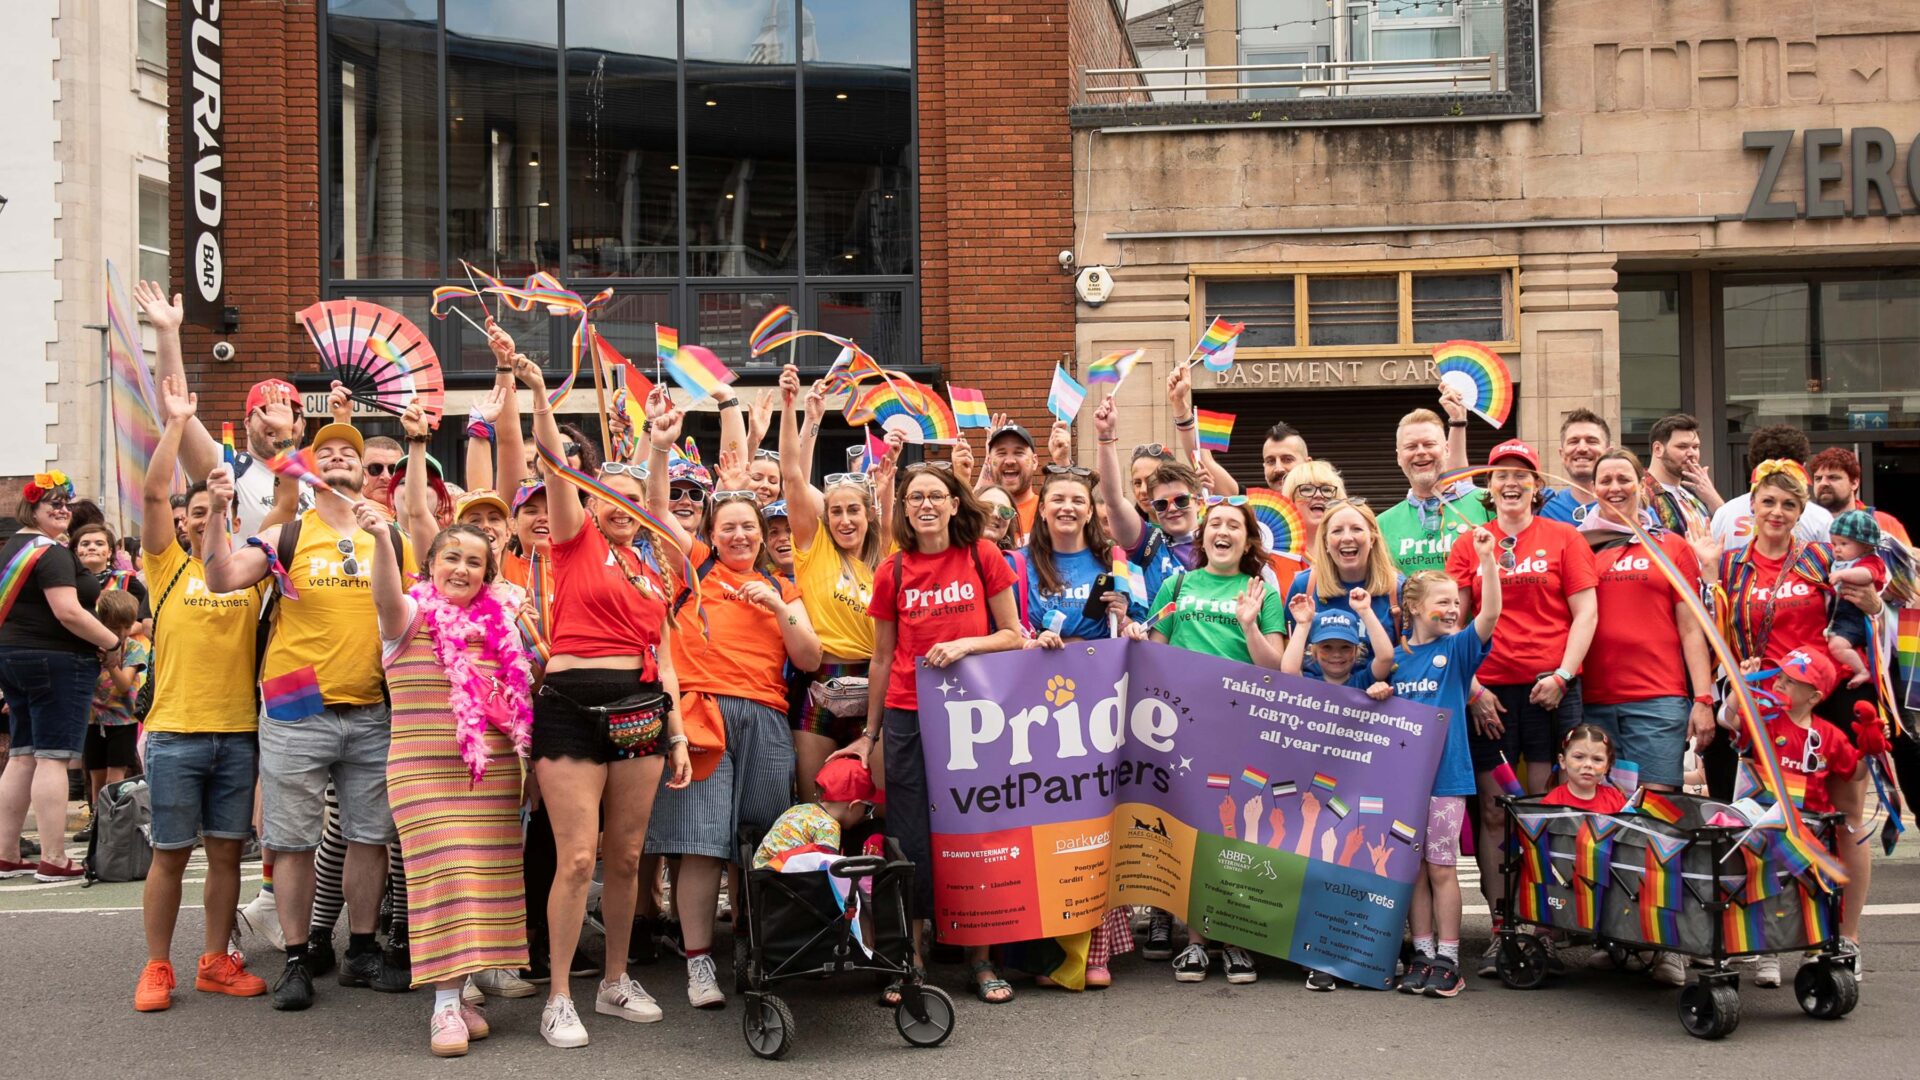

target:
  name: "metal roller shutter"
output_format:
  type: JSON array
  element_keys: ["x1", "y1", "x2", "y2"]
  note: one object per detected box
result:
[{"x1": 1193, "y1": 387, "x2": 1512, "y2": 506}]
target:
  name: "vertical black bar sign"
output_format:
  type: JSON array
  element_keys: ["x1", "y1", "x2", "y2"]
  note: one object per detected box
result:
[{"x1": 180, "y1": 0, "x2": 224, "y2": 328}]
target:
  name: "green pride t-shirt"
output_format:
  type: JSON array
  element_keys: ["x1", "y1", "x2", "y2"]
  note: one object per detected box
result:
[
  {"x1": 1146, "y1": 567, "x2": 1287, "y2": 664},
  {"x1": 1376, "y1": 496, "x2": 1492, "y2": 575}
]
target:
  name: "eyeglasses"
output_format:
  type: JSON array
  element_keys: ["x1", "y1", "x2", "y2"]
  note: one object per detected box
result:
[
  {"x1": 904, "y1": 492, "x2": 951, "y2": 507},
  {"x1": 1149, "y1": 493, "x2": 1193, "y2": 513},
  {"x1": 337, "y1": 537, "x2": 360, "y2": 578},
  {"x1": 601, "y1": 462, "x2": 647, "y2": 478},
  {"x1": 668, "y1": 484, "x2": 707, "y2": 503},
  {"x1": 823, "y1": 472, "x2": 872, "y2": 488},
  {"x1": 753, "y1": 449, "x2": 780, "y2": 461},
  {"x1": 1043, "y1": 464, "x2": 1092, "y2": 478},
  {"x1": 1131, "y1": 442, "x2": 1173, "y2": 461},
  {"x1": 1291, "y1": 484, "x2": 1340, "y2": 500},
  {"x1": 1498, "y1": 534, "x2": 1518, "y2": 571},
  {"x1": 363, "y1": 462, "x2": 394, "y2": 477}
]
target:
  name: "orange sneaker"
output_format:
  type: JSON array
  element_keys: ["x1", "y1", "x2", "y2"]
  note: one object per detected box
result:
[
  {"x1": 135, "y1": 960, "x2": 176, "y2": 1012},
  {"x1": 196, "y1": 951, "x2": 268, "y2": 997}
]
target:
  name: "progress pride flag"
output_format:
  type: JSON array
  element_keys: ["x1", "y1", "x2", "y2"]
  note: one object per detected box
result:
[{"x1": 918, "y1": 639, "x2": 1447, "y2": 988}]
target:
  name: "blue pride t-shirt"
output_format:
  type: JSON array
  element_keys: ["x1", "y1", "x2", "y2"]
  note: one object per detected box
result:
[
  {"x1": 1020, "y1": 546, "x2": 1144, "y2": 641},
  {"x1": 1391, "y1": 627, "x2": 1491, "y2": 798}
]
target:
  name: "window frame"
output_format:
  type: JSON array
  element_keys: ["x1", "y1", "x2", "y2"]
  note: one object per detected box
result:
[
  {"x1": 1190, "y1": 256, "x2": 1519, "y2": 360},
  {"x1": 135, "y1": 0, "x2": 168, "y2": 73},
  {"x1": 136, "y1": 176, "x2": 170, "y2": 288}
]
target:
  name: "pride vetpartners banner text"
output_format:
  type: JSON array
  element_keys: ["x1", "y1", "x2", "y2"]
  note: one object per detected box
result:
[{"x1": 918, "y1": 640, "x2": 1447, "y2": 988}]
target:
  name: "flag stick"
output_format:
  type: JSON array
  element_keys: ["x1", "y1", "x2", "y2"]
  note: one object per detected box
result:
[{"x1": 588, "y1": 323, "x2": 613, "y2": 465}]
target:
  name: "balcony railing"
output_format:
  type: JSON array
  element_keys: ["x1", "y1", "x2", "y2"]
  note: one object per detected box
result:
[{"x1": 1082, "y1": 53, "x2": 1500, "y2": 104}]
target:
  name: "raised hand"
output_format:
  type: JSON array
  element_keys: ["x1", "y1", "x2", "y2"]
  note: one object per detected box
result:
[
  {"x1": 1438, "y1": 382, "x2": 1468, "y2": 424},
  {"x1": 645, "y1": 386, "x2": 684, "y2": 449},
  {"x1": 1048, "y1": 420, "x2": 1073, "y2": 466},
  {"x1": 802, "y1": 379, "x2": 829, "y2": 427},
  {"x1": 327, "y1": 380, "x2": 354, "y2": 426},
  {"x1": 132, "y1": 280, "x2": 183, "y2": 333},
  {"x1": 1243, "y1": 796, "x2": 1263, "y2": 846},
  {"x1": 258, "y1": 382, "x2": 296, "y2": 442},
  {"x1": 473, "y1": 384, "x2": 507, "y2": 425},
  {"x1": 1367, "y1": 834, "x2": 1392, "y2": 875},
  {"x1": 1687, "y1": 518, "x2": 1722, "y2": 576},
  {"x1": 1167, "y1": 363, "x2": 1192, "y2": 414},
  {"x1": 1092, "y1": 395, "x2": 1118, "y2": 442},
  {"x1": 716, "y1": 448, "x2": 748, "y2": 490},
  {"x1": 1319, "y1": 827, "x2": 1337, "y2": 862},
  {"x1": 988, "y1": 411, "x2": 1010, "y2": 435},
  {"x1": 1236, "y1": 579, "x2": 1267, "y2": 629},
  {"x1": 779, "y1": 364, "x2": 802, "y2": 408},
  {"x1": 1472, "y1": 525, "x2": 1497, "y2": 560},
  {"x1": 950, "y1": 436, "x2": 976, "y2": 487},
  {"x1": 1287, "y1": 591, "x2": 1316, "y2": 627},
  {"x1": 512, "y1": 354, "x2": 547, "y2": 396},
  {"x1": 1219, "y1": 794, "x2": 1237, "y2": 838},
  {"x1": 1348, "y1": 586, "x2": 1371, "y2": 613},
  {"x1": 352, "y1": 499, "x2": 386, "y2": 536},
  {"x1": 484, "y1": 318, "x2": 517, "y2": 366},
  {"x1": 400, "y1": 400, "x2": 430, "y2": 441},
  {"x1": 1266, "y1": 806, "x2": 1288, "y2": 849},
  {"x1": 206, "y1": 464, "x2": 235, "y2": 510},
  {"x1": 159, "y1": 374, "x2": 196, "y2": 422}
]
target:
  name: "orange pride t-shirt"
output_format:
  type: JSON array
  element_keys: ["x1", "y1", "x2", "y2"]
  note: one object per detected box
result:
[{"x1": 671, "y1": 561, "x2": 802, "y2": 712}]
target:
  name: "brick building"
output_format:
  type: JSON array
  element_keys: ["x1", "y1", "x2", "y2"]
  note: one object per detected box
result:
[{"x1": 166, "y1": 0, "x2": 1134, "y2": 470}]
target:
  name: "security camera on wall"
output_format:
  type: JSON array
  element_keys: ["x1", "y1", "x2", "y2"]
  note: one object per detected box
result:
[
  {"x1": 1058, "y1": 250, "x2": 1075, "y2": 270},
  {"x1": 212, "y1": 340, "x2": 237, "y2": 362}
]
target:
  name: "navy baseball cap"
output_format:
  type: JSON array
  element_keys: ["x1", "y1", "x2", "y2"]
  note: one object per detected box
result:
[{"x1": 1308, "y1": 608, "x2": 1364, "y2": 646}]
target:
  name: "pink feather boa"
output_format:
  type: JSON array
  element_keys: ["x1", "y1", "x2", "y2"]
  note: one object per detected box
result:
[{"x1": 409, "y1": 580, "x2": 534, "y2": 782}]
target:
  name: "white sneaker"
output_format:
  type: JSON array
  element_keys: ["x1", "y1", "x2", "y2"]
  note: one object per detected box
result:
[
  {"x1": 473, "y1": 967, "x2": 537, "y2": 999},
  {"x1": 1650, "y1": 951, "x2": 1687, "y2": 987},
  {"x1": 235, "y1": 890, "x2": 285, "y2": 952},
  {"x1": 461, "y1": 976, "x2": 484, "y2": 1006},
  {"x1": 1752, "y1": 954, "x2": 1781, "y2": 988},
  {"x1": 686, "y1": 953, "x2": 725, "y2": 1009},
  {"x1": 596, "y1": 974, "x2": 664, "y2": 1023},
  {"x1": 540, "y1": 995, "x2": 590, "y2": 1049}
]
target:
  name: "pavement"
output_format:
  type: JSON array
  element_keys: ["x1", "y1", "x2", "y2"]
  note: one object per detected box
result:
[{"x1": 4, "y1": 816, "x2": 1918, "y2": 1079}]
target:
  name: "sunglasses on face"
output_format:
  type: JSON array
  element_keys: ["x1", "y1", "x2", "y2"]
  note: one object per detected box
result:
[
  {"x1": 563, "y1": 442, "x2": 582, "y2": 457},
  {"x1": 40, "y1": 496, "x2": 71, "y2": 510},
  {"x1": 668, "y1": 485, "x2": 706, "y2": 503},
  {"x1": 987, "y1": 504, "x2": 1018, "y2": 522},
  {"x1": 1150, "y1": 494, "x2": 1194, "y2": 513},
  {"x1": 363, "y1": 462, "x2": 395, "y2": 477}
]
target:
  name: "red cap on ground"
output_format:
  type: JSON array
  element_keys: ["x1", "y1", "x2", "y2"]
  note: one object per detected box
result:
[
  {"x1": 245, "y1": 378, "x2": 301, "y2": 416},
  {"x1": 1778, "y1": 648, "x2": 1837, "y2": 700},
  {"x1": 1486, "y1": 438, "x2": 1540, "y2": 471},
  {"x1": 814, "y1": 757, "x2": 878, "y2": 804}
]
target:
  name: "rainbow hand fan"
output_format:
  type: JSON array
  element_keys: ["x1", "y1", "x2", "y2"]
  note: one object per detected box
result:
[
  {"x1": 1244, "y1": 487, "x2": 1304, "y2": 559},
  {"x1": 297, "y1": 299, "x2": 446, "y2": 425},
  {"x1": 1432, "y1": 340, "x2": 1512, "y2": 428},
  {"x1": 844, "y1": 381, "x2": 958, "y2": 444}
]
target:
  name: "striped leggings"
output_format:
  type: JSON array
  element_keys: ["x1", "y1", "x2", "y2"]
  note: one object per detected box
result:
[{"x1": 310, "y1": 786, "x2": 407, "y2": 938}]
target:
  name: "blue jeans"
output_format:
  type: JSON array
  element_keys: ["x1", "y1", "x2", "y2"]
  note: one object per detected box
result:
[
  {"x1": 0, "y1": 647, "x2": 100, "y2": 760},
  {"x1": 1585, "y1": 696, "x2": 1690, "y2": 789},
  {"x1": 145, "y1": 731, "x2": 260, "y2": 850}
]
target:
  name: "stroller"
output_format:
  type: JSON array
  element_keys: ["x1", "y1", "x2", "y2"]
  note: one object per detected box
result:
[
  {"x1": 732, "y1": 825, "x2": 956, "y2": 1059},
  {"x1": 1493, "y1": 792, "x2": 1857, "y2": 1039}
]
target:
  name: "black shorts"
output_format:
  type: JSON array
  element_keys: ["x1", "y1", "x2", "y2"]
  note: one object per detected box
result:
[
  {"x1": 1467, "y1": 679, "x2": 1585, "y2": 774},
  {"x1": 531, "y1": 668, "x2": 664, "y2": 765},
  {"x1": 84, "y1": 723, "x2": 140, "y2": 771}
]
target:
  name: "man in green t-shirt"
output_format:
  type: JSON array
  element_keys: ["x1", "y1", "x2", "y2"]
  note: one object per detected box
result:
[{"x1": 1374, "y1": 395, "x2": 1490, "y2": 575}]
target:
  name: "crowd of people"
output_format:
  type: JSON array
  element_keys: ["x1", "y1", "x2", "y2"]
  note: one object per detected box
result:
[{"x1": 0, "y1": 280, "x2": 1914, "y2": 1055}]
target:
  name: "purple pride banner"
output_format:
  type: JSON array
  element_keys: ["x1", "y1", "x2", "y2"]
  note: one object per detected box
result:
[{"x1": 918, "y1": 638, "x2": 1448, "y2": 989}]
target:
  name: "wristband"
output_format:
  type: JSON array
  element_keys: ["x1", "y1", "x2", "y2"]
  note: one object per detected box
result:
[
  {"x1": 1448, "y1": 420, "x2": 1468, "y2": 428},
  {"x1": 1553, "y1": 667, "x2": 1575, "y2": 684},
  {"x1": 466, "y1": 416, "x2": 495, "y2": 441},
  {"x1": 1468, "y1": 686, "x2": 1486, "y2": 704},
  {"x1": 405, "y1": 433, "x2": 431, "y2": 445},
  {"x1": 271, "y1": 438, "x2": 295, "y2": 451},
  {"x1": 1693, "y1": 694, "x2": 1714, "y2": 707},
  {"x1": 1097, "y1": 436, "x2": 1119, "y2": 445},
  {"x1": 1174, "y1": 415, "x2": 1196, "y2": 430},
  {"x1": 717, "y1": 397, "x2": 741, "y2": 411},
  {"x1": 667, "y1": 733, "x2": 688, "y2": 747}
]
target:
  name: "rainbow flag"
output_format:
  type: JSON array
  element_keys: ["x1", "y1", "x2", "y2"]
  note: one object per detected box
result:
[
  {"x1": 1326, "y1": 796, "x2": 1351, "y2": 819},
  {"x1": 597, "y1": 331, "x2": 655, "y2": 433},
  {"x1": 1635, "y1": 790, "x2": 1684, "y2": 824},
  {"x1": 1206, "y1": 773, "x2": 1231, "y2": 789},
  {"x1": 1084, "y1": 348, "x2": 1143, "y2": 387},
  {"x1": 1195, "y1": 409, "x2": 1235, "y2": 452},
  {"x1": 1357, "y1": 796, "x2": 1384, "y2": 815},
  {"x1": 1048, "y1": 364, "x2": 1087, "y2": 423},
  {"x1": 948, "y1": 385, "x2": 991, "y2": 430},
  {"x1": 262, "y1": 666, "x2": 325, "y2": 723},
  {"x1": 1637, "y1": 849, "x2": 1683, "y2": 945},
  {"x1": 220, "y1": 422, "x2": 238, "y2": 466},
  {"x1": 1641, "y1": 844, "x2": 1683, "y2": 909},
  {"x1": 654, "y1": 323, "x2": 679, "y2": 372},
  {"x1": 105, "y1": 261, "x2": 161, "y2": 536},
  {"x1": 1571, "y1": 818, "x2": 1614, "y2": 932},
  {"x1": 1722, "y1": 897, "x2": 1766, "y2": 954},
  {"x1": 1311, "y1": 772, "x2": 1337, "y2": 792},
  {"x1": 1897, "y1": 607, "x2": 1920, "y2": 709},
  {"x1": 1240, "y1": 767, "x2": 1269, "y2": 789},
  {"x1": 1799, "y1": 881, "x2": 1831, "y2": 945},
  {"x1": 661, "y1": 343, "x2": 737, "y2": 402},
  {"x1": 1389, "y1": 819, "x2": 1417, "y2": 844},
  {"x1": 1512, "y1": 828, "x2": 1548, "y2": 923},
  {"x1": 1187, "y1": 316, "x2": 1244, "y2": 373},
  {"x1": 748, "y1": 305, "x2": 792, "y2": 355}
]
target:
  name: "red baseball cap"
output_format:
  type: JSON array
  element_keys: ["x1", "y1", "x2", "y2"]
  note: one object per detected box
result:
[
  {"x1": 813, "y1": 757, "x2": 878, "y2": 805},
  {"x1": 1487, "y1": 438, "x2": 1541, "y2": 471},
  {"x1": 1778, "y1": 648, "x2": 1837, "y2": 699},
  {"x1": 245, "y1": 378, "x2": 302, "y2": 416}
]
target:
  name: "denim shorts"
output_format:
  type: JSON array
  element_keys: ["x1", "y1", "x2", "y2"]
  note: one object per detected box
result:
[
  {"x1": 0, "y1": 647, "x2": 101, "y2": 761},
  {"x1": 1584, "y1": 696, "x2": 1689, "y2": 789},
  {"x1": 644, "y1": 696, "x2": 794, "y2": 861},
  {"x1": 145, "y1": 731, "x2": 259, "y2": 850},
  {"x1": 258, "y1": 702, "x2": 396, "y2": 851}
]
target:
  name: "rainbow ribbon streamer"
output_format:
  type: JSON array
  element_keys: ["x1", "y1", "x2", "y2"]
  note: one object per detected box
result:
[
  {"x1": 748, "y1": 305, "x2": 793, "y2": 355},
  {"x1": 533, "y1": 437, "x2": 700, "y2": 624},
  {"x1": 432, "y1": 268, "x2": 613, "y2": 408},
  {"x1": 0, "y1": 537, "x2": 57, "y2": 627},
  {"x1": 105, "y1": 261, "x2": 161, "y2": 537},
  {"x1": 516, "y1": 550, "x2": 551, "y2": 669},
  {"x1": 1571, "y1": 817, "x2": 1613, "y2": 933}
]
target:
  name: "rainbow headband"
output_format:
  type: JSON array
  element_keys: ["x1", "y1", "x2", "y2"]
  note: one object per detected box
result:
[
  {"x1": 22, "y1": 471, "x2": 73, "y2": 504},
  {"x1": 1438, "y1": 462, "x2": 1847, "y2": 890}
]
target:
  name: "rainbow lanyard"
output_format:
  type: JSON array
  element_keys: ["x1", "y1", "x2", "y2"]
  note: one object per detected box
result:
[{"x1": 0, "y1": 536, "x2": 56, "y2": 625}]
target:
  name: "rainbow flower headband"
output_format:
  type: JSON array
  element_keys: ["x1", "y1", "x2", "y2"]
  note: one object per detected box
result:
[{"x1": 23, "y1": 471, "x2": 73, "y2": 504}]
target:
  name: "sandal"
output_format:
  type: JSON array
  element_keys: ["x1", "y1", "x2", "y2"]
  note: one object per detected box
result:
[
  {"x1": 967, "y1": 960, "x2": 1015, "y2": 1004},
  {"x1": 878, "y1": 979, "x2": 904, "y2": 1007}
]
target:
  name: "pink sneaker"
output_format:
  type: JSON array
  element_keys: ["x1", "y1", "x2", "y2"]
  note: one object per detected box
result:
[
  {"x1": 459, "y1": 1002, "x2": 490, "y2": 1040},
  {"x1": 430, "y1": 1007, "x2": 470, "y2": 1058}
]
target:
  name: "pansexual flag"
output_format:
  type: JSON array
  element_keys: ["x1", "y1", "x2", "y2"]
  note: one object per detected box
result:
[
  {"x1": 1240, "y1": 767, "x2": 1269, "y2": 789},
  {"x1": 262, "y1": 666, "x2": 325, "y2": 723},
  {"x1": 1048, "y1": 364, "x2": 1088, "y2": 423},
  {"x1": 1389, "y1": 820, "x2": 1417, "y2": 844},
  {"x1": 1084, "y1": 348, "x2": 1143, "y2": 387},
  {"x1": 662, "y1": 343, "x2": 738, "y2": 401},
  {"x1": 1357, "y1": 796, "x2": 1384, "y2": 815},
  {"x1": 948, "y1": 385, "x2": 991, "y2": 429},
  {"x1": 1205, "y1": 773, "x2": 1231, "y2": 789},
  {"x1": 1111, "y1": 551, "x2": 1146, "y2": 609},
  {"x1": 1310, "y1": 772, "x2": 1337, "y2": 792},
  {"x1": 1195, "y1": 409, "x2": 1235, "y2": 452}
]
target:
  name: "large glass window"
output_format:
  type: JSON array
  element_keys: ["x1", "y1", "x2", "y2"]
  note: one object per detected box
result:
[
  {"x1": 446, "y1": 0, "x2": 560, "y2": 277},
  {"x1": 327, "y1": 0, "x2": 441, "y2": 280},
  {"x1": 1722, "y1": 273, "x2": 1920, "y2": 433},
  {"x1": 1617, "y1": 274, "x2": 1683, "y2": 448},
  {"x1": 1306, "y1": 275, "x2": 1397, "y2": 346},
  {"x1": 685, "y1": 0, "x2": 799, "y2": 277},
  {"x1": 1205, "y1": 279, "x2": 1295, "y2": 348},
  {"x1": 565, "y1": 0, "x2": 681, "y2": 278},
  {"x1": 1412, "y1": 273, "x2": 1505, "y2": 342},
  {"x1": 805, "y1": 0, "x2": 914, "y2": 275},
  {"x1": 813, "y1": 289, "x2": 906, "y2": 368},
  {"x1": 137, "y1": 0, "x2": 167, "y2": 69}
]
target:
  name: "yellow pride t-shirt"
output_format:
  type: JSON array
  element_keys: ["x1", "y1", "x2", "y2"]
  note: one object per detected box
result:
[
  {"x1": 142, "y1": 540, "x2": 268, "y2": 734},
  {"x1": 261, "y1": 510, "x2": 416, "y2": 708}
]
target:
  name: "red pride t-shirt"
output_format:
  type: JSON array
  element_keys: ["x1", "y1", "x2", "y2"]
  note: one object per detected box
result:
[
  {"x1": 1730, "y1": 545, "x2": 1830, "y2": 666},
  {"x1": 1585, "y1": 532, "x2": 1701, "y2": 705},
  {"x1": 1446, "y1": 516, "x2": 1599, "y2": 686},
  {"x1": 868, "y1": 539, "x2": 1018, "y2": 711}
]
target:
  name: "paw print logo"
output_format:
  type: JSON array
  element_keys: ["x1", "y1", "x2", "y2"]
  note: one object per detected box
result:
[{"x1": 1045, "y1": 675, "x2": 1076, "y2": 707}]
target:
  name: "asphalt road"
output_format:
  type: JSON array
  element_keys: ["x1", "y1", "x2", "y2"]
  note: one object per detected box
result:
[{"x1": 4, "y1": 836, "x2": 1917, "y2": 1079}]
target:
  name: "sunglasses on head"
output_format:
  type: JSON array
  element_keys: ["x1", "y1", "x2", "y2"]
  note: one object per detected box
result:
[
  {"x1": 752, "y1": 449, "x2": 780, "y2": 462},
  {"x1": 823, "y1": 472, "x2": 871, "y2": 488},
  {"x1": 1131, "y1": 442, "x2": 1174, "y2": 462},
  {"x1": 1043, "y1": 464, "x2": 1092, "y2": 478},
  {"x1": 563, "y1": 442, "x2": 582, "y2": 457},
  {"x1": 1150, "y1": 493, "x2": 1194, "y2": 513},
  {"x1": 601, "y1": 462, "x2": 646, "y2": 478},
  {"x1": 1205, "y1": 495, "x2": 1248, "y2": 507},
  {"x1": 711, "y1": 489, "x2": 759, "y2": 504}
]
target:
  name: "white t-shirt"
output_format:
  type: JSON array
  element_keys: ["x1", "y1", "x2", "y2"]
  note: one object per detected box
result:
[
  {"x1": 232, "y1": 454, "x2": 313, "y2": 539},
  {"x1": 1708, "y1": 492, "x2": 1833, "y2": 550}
]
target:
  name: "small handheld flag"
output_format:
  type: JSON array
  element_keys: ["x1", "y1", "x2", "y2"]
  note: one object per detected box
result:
[
  {"x1": 1326, "y1": 796, "x2": 1351, "y2": 819},
  {"x1": 1195, "y1": 409, "x2": 1235, "y2": 453},
  {"x1": 1048, "y1": 364, "x2": 1088, "y2": 423},
  {"x1": 1389, "y1": 820, "x2": 1418, "y2": 845},
  {"x1": 1357, "y1": 796, "x2": 1384, "y2": 815},
  {"x1": 221, "y1": 422, "x2": 237, "y2": 466},
  {"x1": 1310, "y1": 772, "x2": 1337, "y2": 792},
  {"x1": 654, "y1": 323, "x2": 679, "y2": 375},
  {"x1": 1240, "y1": 767, "x2": 1269, "y2": 789},
  {"x1": 1187, "y1": 317, "x2": 1244, "y2": 372},
  {"x1": 265, "y1": 448, "x2": 349, "y2": 504},
  {"x1": 1084, "y1": 348, "x2": 1144, "y2": 388},
  {"x1": 1491, "y1": 754, "x2": 1525, "y2": 799},
  {"x1": 1206, "y1": 773, "x2": 1231, "y2": 789},
  {"x1": 1271, "y1": 780, "x2": 1298, "y2": 798},
  {"x1": 262, "y1": 666, "x2": 326, "y2": 724},
  {"x1": 1111, "y1": 550, "x2": 1146, "y2": 608},
  {"x1": 948, "y1": 385, "x2": 991, "y2": 430},
  {"x1": 661, "y1": 343, "x2": 738, "y2": 402}
]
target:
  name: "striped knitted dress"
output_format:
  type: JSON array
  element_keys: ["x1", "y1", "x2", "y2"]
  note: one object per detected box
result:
[{"x1": 385, "y1": 621, "x2": 529, "y2": 987}]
